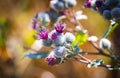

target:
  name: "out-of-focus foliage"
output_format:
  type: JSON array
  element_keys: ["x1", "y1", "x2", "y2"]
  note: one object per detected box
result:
[
  {"x1": 0, "y1": 17, "x2": 10, "y2": 46},
  {"x1": 24, "y1": 52, "x2": 49, "y2": 59},
  {"x1": 72, "y1": 30, "x2": 88, "y2": 46}
]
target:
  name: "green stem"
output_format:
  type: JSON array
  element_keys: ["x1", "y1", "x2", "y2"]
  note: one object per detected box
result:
[{"x1": 102, "y1": 21, "x2": 118, "y2": 38}]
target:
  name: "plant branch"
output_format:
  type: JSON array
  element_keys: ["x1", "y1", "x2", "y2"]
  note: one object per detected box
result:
[
  {"x1": 73, "y1": 56, "x2": 114, "y2": 70},
  {"x1": 102, "y1": 21, "x2": 118, "y2": 38},
  {"x1": 89, "y1": 41, "x2": 112, "y2": 58},
  {"x1": 77, "y1": 54, "x2": 91, "y2": 63},
  {"x1": 80, "y1": 52, "x2": 100, "y2": 55}
]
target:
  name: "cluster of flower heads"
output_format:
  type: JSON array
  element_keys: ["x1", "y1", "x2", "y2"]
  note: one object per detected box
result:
[
  {"x1": 24, "y1": 0, "x2": 118, "y2": 69},
  {"x1": 84, "y1": 0, "x2": 120, "y2": 21},
  {"x1": 30, "y1": 18, "x2": 112, "y2": 66},
  {"x1": 28, "y1": 0, "x2": 81, "y2": 66},
  {"x1": 34, "y1": 22, "x2": 78, "y2": 66}
]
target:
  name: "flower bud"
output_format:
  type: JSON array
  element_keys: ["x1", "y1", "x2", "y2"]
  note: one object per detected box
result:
[
  {"x1": 46, "y1": 52, "x2": 57, "y2": 66},
  {"x1": 64, "y1": 32, "x2": 75, "y2": 43},
  {"x1": 95, "y1": 0, "x2": 103, "y2": 8},
  {"x1": 65, "y1": 0, "x2": 77, "y2": 8},
  {"x1": 111, "y1": 7, "x2": 120, "y2": 19},
  {"x1": 105, "y1": 0, "x2": 119, "y2": 7},
  {"x1": 46, "y1": 11, "x2": 60, "y2": 22},
  {"x1": 83, "y1": 0, "x2": 92, "y2": 8},
  {"x1": 65, "y1": 43, "x2": 71, "y2": 49},
  {"x1": 37, "y1": 12, "x2": 50, "y2": 26},
  {"x1": 51, "y1": 32, "x2": 57, "y2": 40},
  {"x1": 99, "y1": 38, "x2": 111, "y2": 49},
  {"x1": 97, "y1": 4, "x2": 110, "y2": 14},
  {"x1": 103, "y1": 10, "x2": 111, "y2": 20},
  {"x1": 50, "y1": 0, "x2": 64, "y2": 12},
  {"x1": 54, "y1": 34, "x2": 65, "y2": 46},
  {"x1": 88, "y1": 36, "x2": 98, "y2": 42},
  {"x1": 54, "y1": 46, "x2": 66, "y2": 58},
  {"x1": 42, "y1": 38, "x2": 53, "y2": 47}
]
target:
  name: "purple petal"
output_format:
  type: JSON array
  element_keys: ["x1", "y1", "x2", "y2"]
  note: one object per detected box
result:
[
  {"x1": 39, "y1": 30, "x2": 48, "y2": 39},
  {"x1": 51, "y1": 33, "x2": 57, "y2": 40},
  {"x1": 84, "y1": 0, "x2": 92, "y2": 8},
  {"x1": 32, "y1": 20, "x2": 37, "y2": 29},
  {"x1": 54, "y1": 24, "x2": 64, "y2": 33},
  {"x1": 46, "y1": 56, "x2": 57, "y2": 66}
]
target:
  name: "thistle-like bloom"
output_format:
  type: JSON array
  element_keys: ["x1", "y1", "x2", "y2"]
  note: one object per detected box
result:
[
  {"x1": 51, "y1": 33, "x2": 57, "y2": 40},
  {"x1": 54, "y1": 23, "x2": 65, "y2": 33},
  {"x1": 31, "y1": 19, "x2": 37, "y2": 29},
  {"x1": 54, "y1": 46, "x2": 66, "y2": 58},
  {"x1": 84, "y1": 0, "x2": 92, "y2": 8},
  {"x1": 39, "y1": 30, "x2": 48, "y2": 39},
  {"x1": 45, "y1": 52, "x2": 57, "y2": 66},
  {"x1": 64, "y1": 32, "x2": 75, "y2": 43},
  {"x1": 53, "y1": 34, "x2": 65, "y2": 46},
  {"x1": 95, "y1": 0, "x2": 103, "y2": 8}
]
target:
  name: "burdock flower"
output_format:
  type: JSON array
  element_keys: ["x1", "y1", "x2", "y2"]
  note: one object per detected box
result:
[
  {"x1": 54, "y1": 34, "x2": 65, "y2": 46},
  {"x1": 84, "y1": 0, "x2": 92, "y2": 8},
  {"x1": 39, "y1": 30, "x2": 48, "y2": 39},
  {"x1": 54, "y1": 23, "x2": 65, "y2": 33},
  {"x1": 49, "y1": 30, "x2": 65, "y2": 46},
  {"x1": 31, "y1": 19, "x2": 37, "y2": 29},
  {"x1": 45, "y1": 52, "x2": 57, "y2": 66},
  {"x1": 95, "y1": 0, "x2": 103, "y2": 8},
  {"x1": 51, "y1": 32, "x2": 57, "y2": 40},
  {"x1": 54, "y1": 46, "x2": 66, "y2": 58}
]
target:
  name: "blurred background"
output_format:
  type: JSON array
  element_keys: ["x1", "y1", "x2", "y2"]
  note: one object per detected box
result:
[{"x1": 0, "y1": 0, "x2": 114, "y2": 78}]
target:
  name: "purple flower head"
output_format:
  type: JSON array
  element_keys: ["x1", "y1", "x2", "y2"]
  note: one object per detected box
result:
[
  {"x1": 95, "y1": 0, "x2": 103, "y2": 8},
  {"x1": 54, "y1": 23, "x2": 65, "y2": 33},
  {"x1": 45, "y1": 52, "x2": 57, "y2": 66},
  {"x1": 39, "y1": 30, "x2": 48, "y2": 39},
  {"x1": 83, "y1": 0, "x2": 92, "y2": 8},
  {"x1": 51, "y1": 33, "x2": 57, "y2": 40}
]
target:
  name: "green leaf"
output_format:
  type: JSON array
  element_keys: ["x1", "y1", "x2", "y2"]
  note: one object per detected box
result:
[
  {"x1": 66, "y1": 52, "x2": 74, "y2": 58},
  {"x1": 73, "y1": 45, "x2": 81, "y2": 54},
  {"x1": 24, "y1": 52, "x2": 49, "y2": 59},
  {"x1": 72, "y1": 30, "x2": 88, "y2": 46}
]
